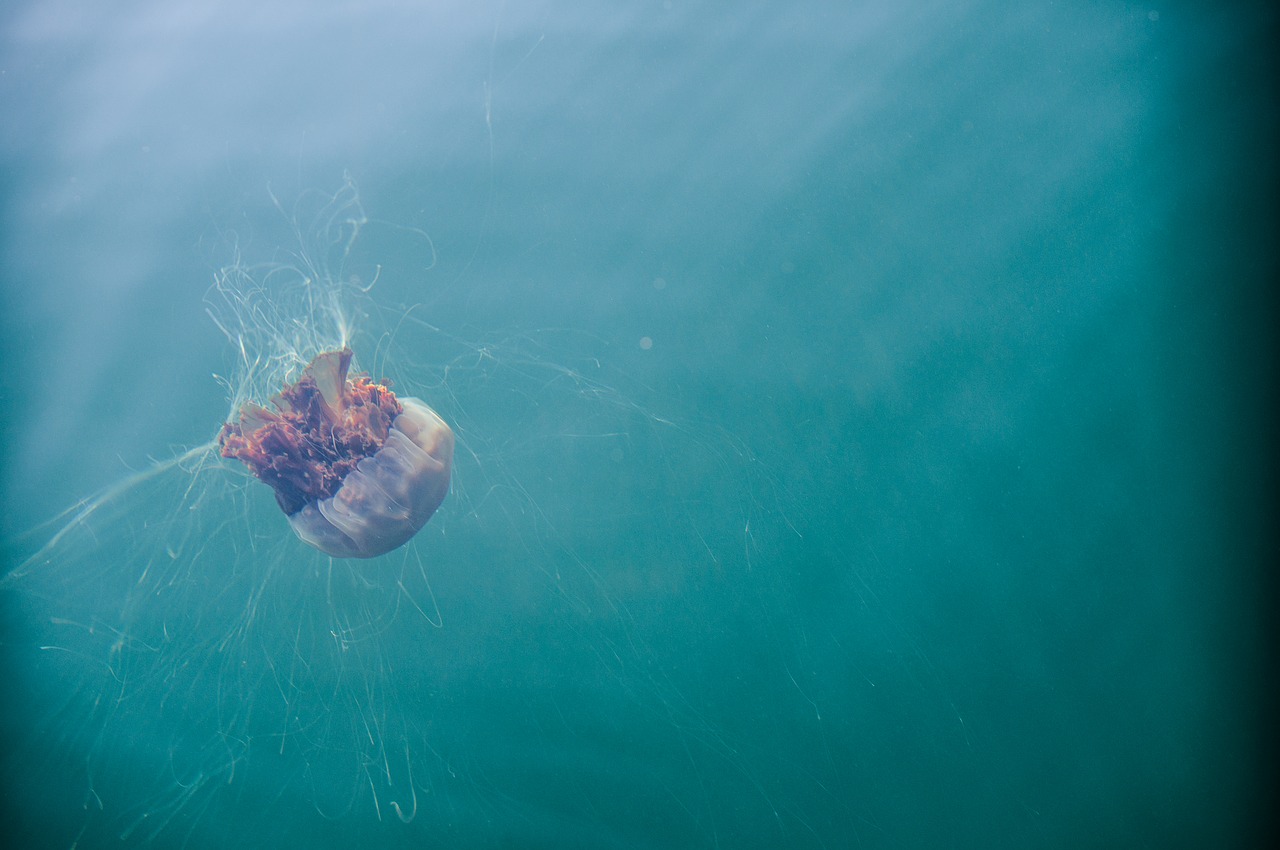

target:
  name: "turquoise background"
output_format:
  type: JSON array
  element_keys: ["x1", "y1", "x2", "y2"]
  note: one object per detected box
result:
[{"x1": 1, "y1": 1, "x2": 1274, "y2": 847}]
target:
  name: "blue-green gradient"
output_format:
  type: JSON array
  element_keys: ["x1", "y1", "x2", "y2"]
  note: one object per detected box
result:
[{"x1": 1, "y1": 1, "x2": 1274, "y2": 848}]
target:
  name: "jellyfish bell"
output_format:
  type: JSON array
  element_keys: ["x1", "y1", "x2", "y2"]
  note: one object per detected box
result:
[
  {"x1": 288, "y1": 397, "x2": 454, "y2": 559},
  {"x1": 218, "y1": 346, "x2": 454, "y2": 558}
]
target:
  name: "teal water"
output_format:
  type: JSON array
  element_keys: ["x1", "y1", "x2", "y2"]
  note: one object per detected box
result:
[{"x1": 1, "y1": 1, "x2": 1274, "y2": 848}]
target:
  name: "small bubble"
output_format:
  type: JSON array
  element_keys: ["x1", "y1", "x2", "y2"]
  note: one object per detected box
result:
[
  {"x1": 1148, "y1": 9, "x2": 1159, "y2": 21},
  {"x1": 639, "y1": 336, "x2": 653, "y2": 350},
  {"x1": 652, "y1": 277, "x2": 666, "y2": 290}
]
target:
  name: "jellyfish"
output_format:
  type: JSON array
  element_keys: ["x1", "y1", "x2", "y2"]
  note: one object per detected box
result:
[
  {"x1": 0, "y1": 180, "x2": 780, "y2": 849},
  {"x1": 217, "y1": 347, "x2": 454, "y2": 558}
]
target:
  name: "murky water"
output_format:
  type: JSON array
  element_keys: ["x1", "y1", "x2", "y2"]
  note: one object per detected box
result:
[{"x1": 1, "y1": 2, "x2": 1272, "y2": 847}]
